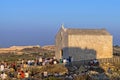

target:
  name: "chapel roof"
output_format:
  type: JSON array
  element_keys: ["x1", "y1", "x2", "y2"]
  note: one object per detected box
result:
[{"x1": 65, "y1": 28, "x2": 111, "y2": 35}]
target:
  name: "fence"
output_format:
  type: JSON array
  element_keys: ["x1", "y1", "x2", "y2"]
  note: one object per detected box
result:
[
  {"x1": 98, "y1": 56, "x2": 120, "y2": 64},
  {"x1": 70, "y1": 56, "x2": 120, "y2": 66}
]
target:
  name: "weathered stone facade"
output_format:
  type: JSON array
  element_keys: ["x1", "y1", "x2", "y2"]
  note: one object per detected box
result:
[{"x1": 55, "y1": 25, "x2": 113, "y2": 61}]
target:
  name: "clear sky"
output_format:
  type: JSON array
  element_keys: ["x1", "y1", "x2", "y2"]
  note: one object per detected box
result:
[{"x1": 0, "y1": 0, "x2": 120, "y2": 47}]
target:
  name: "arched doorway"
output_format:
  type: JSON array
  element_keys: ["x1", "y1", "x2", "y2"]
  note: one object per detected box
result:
[{"x1": 60, "y1": 49, "x2": 63, "y2": 59}]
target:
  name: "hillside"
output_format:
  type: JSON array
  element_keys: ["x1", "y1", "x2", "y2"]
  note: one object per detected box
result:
[
  {"x1": 0, "y1": 45, "x2": 55, "y2": 54},
  {"x1": 0, "y1": 45, "x2": 55, "y2": 61},
  {"x1": 0, "y1": 45, "x2": 120, "y2": 56},
  {"x1": 21, "y1": 46, "x2": 55, "y2": 54},
  {"x1": 0, "y1": 45, "x2": 40, "y2": 53}
]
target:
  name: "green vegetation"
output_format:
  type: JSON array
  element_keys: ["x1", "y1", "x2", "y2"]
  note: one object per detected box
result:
[
  {"x1": 0, "y1": 49, "x2": 54, "y2": 62},
  {"x1": 0, "y1": 53, "x2": 36, "y2": 61}
]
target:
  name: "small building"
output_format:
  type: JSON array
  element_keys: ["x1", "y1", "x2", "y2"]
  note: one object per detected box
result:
[{"x1": 55, "y1": 25, "x2": 113, "y2": 61}]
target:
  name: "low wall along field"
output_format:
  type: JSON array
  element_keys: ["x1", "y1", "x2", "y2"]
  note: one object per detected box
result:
[{"x1": 71, "y1": 56, "x2": 120, "y2": 66}]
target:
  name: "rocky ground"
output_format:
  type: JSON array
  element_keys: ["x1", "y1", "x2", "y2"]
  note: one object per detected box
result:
[{"x1": 0, "y1": 45, "x2": 120, "y2": 80}]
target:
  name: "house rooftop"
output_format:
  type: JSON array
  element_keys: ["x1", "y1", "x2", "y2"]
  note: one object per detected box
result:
[{"x1": 65, "y1": 28, "x2": 111, "y2": 35}]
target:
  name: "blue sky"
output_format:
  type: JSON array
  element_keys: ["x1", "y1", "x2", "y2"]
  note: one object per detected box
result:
[{"x1": 0, "y1": 0, "x2": 120, "y2": 47}]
